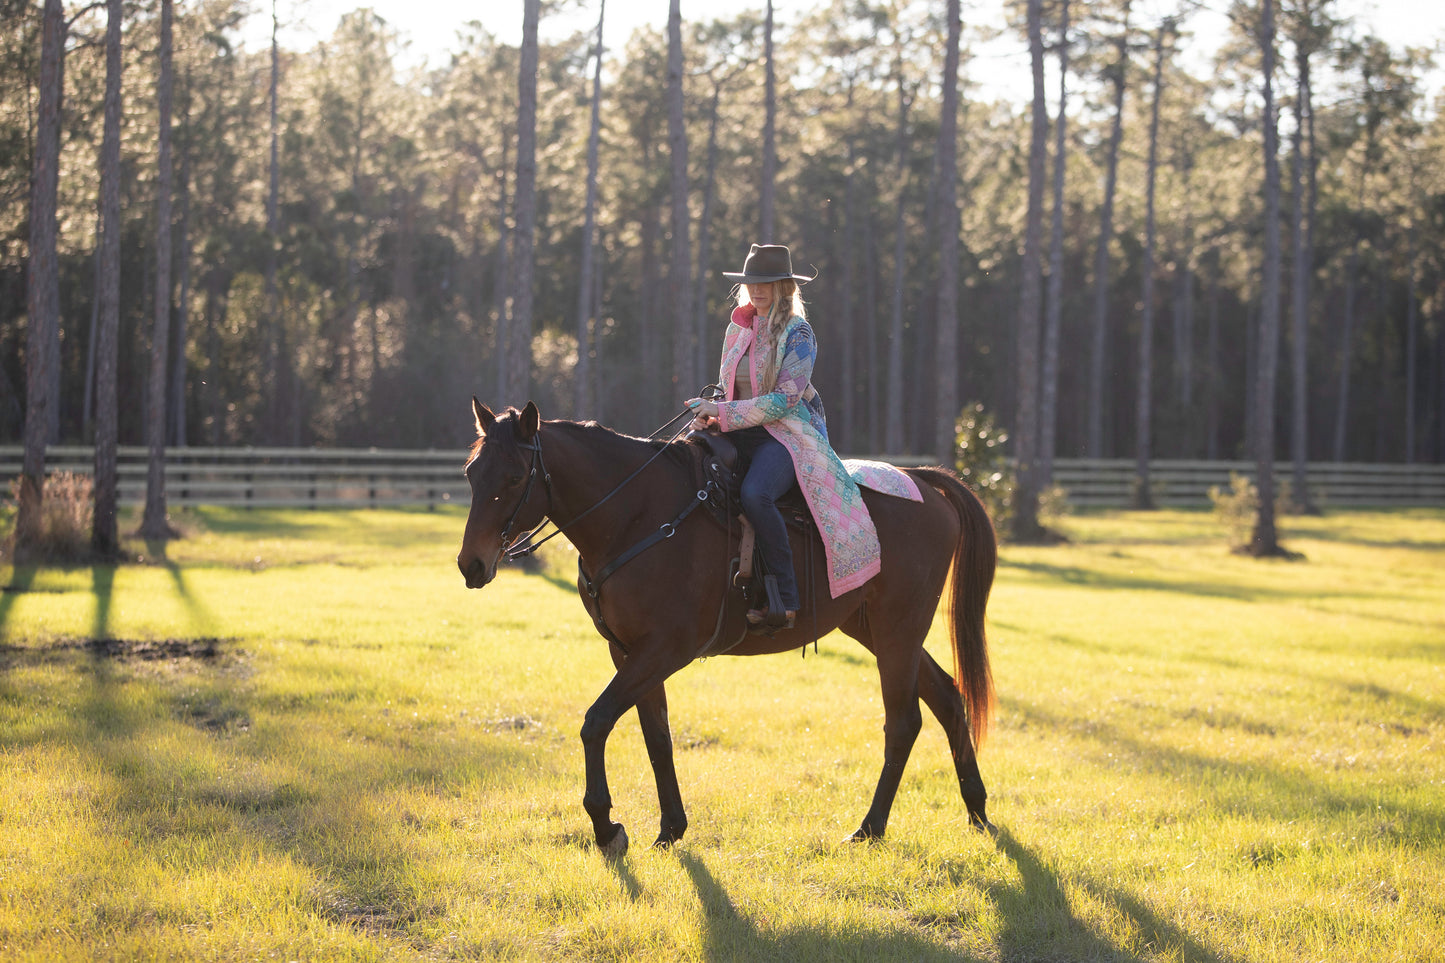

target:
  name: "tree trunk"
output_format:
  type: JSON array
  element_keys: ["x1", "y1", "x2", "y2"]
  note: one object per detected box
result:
[
  {"x1": 840, "y1": 81, "x2": 859, "y2": 453},
  {"x1": 1011, "y1": 0, "x2": 1048, "y2": 541},
  {"x1": 141, "y1": 0, "x2": 177, "y2": 541},
  {"x1": 864, "y1": 202, "x2": 881, "y2": 453},
  {"x1": 1205, "y1": 260, "x2": 1221, "y2": 459},
  {"x1": 92, "y1": 0, "x2": 123, "y2": 559},
  {"x1": 1040, "y1": 0, "x2": 1070, "y2": 483},
  {"x1": 84, "y1": 241, "x2": 99, "y2": 444},
  {"x1": 933, "y1": 0, "x2": 962, "y2": 460},
  {"x1": 507, "y1": 0, "x2": 540, "y2": 405},
  {"x1": 491, "y1": 137, "x2": 511, "y2": 407},
  {"x1": 1087, "y1": 1, "x2": 1130, "y2": 459},
  {"x1": 1250, "y1": 0, "x2": 1284, "y2": 556},
  {"x1": 1405, "y1": 230, "x2": 1419, "y2": 464},
  {"x1": 884, "y1": 61, "x2": 909, "y2": 454},
  {"x1": 760, "y1": 0, "x2": 776, "y2": 241},
  {"x1": 576, "y1": 0, "x2": 605, "y2": 417},
  {"x1": 1134, "y1": 20, "x2": 1169, "y2": 510},
  {"x1": 16, "y1": 0, "x2": 66, "y2": 552},
  {"x1": 1172, "y1": 142, "x2": 1195, "y2": 412},
  {"x1": 666, "y1": 0, "x2": 693, "y2": 401},
  {"x1": 1289, "y1": 44, "x2": 1314, "y2": 506},
  {"x1": 1333, "y1": 243, "x2": 1359, "y2": 462},
  {"x1": 263, "y1": 0, "x2": 282, "y2": 443},
  {"x1": 695, "y1": 78, "x2": 724, "y2": 392},
  {"x1": 172, "y1": 64, "x2": 193, "y2": 448}
]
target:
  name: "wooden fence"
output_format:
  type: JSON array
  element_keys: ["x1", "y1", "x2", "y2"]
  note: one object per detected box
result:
[{"x1": 1, "y1": 446, "x2": 1441, "y2": 509}]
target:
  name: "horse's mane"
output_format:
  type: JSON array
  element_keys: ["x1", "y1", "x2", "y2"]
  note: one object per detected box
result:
[{"x1": 466, "y1": 410, "x2": 691, "y2": 470}]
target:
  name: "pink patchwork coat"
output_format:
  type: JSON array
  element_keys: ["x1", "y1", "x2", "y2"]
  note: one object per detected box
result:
[{"x1": 714, "y1": 304, "x2": 915, "y2": 597}]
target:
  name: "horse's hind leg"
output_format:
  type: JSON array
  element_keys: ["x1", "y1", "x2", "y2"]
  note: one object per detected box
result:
[
  {"x1": 918, "y1": 650, "x2": 994, "y2": 834},
  {"x1": 845, "y1": 617, "x2": 925, "y2": 841}
]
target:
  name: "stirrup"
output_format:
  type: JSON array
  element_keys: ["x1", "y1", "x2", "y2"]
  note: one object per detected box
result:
[
  {"x1": 746, "y1": 608, "x2": 796, "y2": 629},
  {"x1": 758, "y1": 575, "x2": 795, "y2": 628}
]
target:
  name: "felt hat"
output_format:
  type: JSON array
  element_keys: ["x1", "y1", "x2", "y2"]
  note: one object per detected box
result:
[{"x1": 722, "y1": 243, "x2": 817, "y2": 284}]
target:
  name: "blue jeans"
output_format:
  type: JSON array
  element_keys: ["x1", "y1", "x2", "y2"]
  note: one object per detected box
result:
[{"x1": 734, "y1": 429, "x2": 800, "y2": 611}]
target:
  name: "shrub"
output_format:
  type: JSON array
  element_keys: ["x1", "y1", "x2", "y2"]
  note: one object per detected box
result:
[
  {"x1": 4, "y1": 471, "x2": 95, "y2": 565},
  {"x1": 953, "y1": 403, "x2": 1071, "y2": 534},
  {"x1": 1208, "y1": 472, "x2": 1294, "y2": 550},
  {"x1": 954, "y1": 402, "x2": 1013, "y2": 529}
]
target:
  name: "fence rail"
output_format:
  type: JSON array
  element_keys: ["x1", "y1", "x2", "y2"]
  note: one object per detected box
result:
[{"x1": 1, "y1": 447, "x2": 1441, "y2": 509}]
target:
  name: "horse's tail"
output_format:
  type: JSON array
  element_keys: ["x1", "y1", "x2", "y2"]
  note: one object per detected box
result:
[{"x1": 908, "y1": 466, "x2": 997, "y2": 750}]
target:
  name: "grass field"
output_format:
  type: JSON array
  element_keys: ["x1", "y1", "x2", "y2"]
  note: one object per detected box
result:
[{"x1": 0, "y1": 505, "x2": 1442, "y2": 961}]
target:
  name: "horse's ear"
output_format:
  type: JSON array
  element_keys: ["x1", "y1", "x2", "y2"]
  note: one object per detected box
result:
[
  {"x1": 472, "y1": 397, "x2": 496, "y2": 437},
  {"x1": 519, "y1": 401, "x2": 540, "y2": 441}
]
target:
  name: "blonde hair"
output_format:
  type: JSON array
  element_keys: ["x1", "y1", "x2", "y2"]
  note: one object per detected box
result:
[{"x1": 735, "y1": 279, "x2": 806, "y2": 394}]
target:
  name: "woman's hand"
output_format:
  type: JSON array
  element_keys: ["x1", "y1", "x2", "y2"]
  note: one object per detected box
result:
[{"x1": 686, "y1": 397, "x2": 719, "y2": 431}]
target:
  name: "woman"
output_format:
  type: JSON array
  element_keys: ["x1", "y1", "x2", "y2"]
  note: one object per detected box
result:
[{"x1": 688, "y1": 243, "x2": 883, "y2": 628}]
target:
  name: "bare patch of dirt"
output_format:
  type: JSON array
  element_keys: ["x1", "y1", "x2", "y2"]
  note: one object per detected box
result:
[{"x1": 0, "y1": 636, "x2": 241, "y2": 669}]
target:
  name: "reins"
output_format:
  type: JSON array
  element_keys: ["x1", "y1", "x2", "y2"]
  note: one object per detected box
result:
[{"x1": 502, "y1": 386, "x2": 725, "y2": 562}]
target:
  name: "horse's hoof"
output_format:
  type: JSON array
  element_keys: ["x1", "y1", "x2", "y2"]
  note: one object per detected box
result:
[
  {"x1": 598, "y1": 823, "x2": 629, "y2": 858},
  {"x1": 844, "y1": 827, "x2": 881, "y2": 844},
  {"x1": 970, "y1": 813, "x2": 999, "y2": 838},
  {"x1": 652, "y1": 834, "x2": 675, "y2": 850}
]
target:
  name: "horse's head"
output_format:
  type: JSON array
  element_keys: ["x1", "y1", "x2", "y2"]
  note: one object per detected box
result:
[{"x1": 457, "y1": 398, "x2": 545, "y2": 589}]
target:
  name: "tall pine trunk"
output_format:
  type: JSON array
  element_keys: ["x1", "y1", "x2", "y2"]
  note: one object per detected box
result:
[
  {"x1": 491, "y1": 137, "x2": 511, "y2": 405},
  {"x1": 141, "y1": 0, "x2": 177, "y2": 541},
  {"x1": 666, "y1": 0, "x2": 693, "y2": 399},
  {"x1": 695, "y1": 76, "x2": 727, "y2": 389},
  {"x1": 1012, "y1": 0, "x2": 1048, "y2": 541},
  {"x1": 17, "y1": 0, "x2": 66, "y2": 552},
  {"x1": 1134, "y1": 20, "x2": 1169, "y2": 510},
  {"x1": 840, "y1": 81, "x2": 859, "y2": 453},
  {"x1": 172, "y1": 65, "x2": 193, "y2": 448},
  {"x1": 92, "y1": 0, "x2": 123, "y2": 558},
  {"x1": 933, "y1": 0, "x2": 962, "y2": 459},
  {"x1": 884, "y1": 59, "x2": 909, "y2": 454},
  {"x1": 1289, "y1": 44, "x2": 1315, "y2": 507},
  {"x1": 506, "y1": 0, "x2": 540, "y2": 404},
  {"x1": 760, "y1": 0, "x2": 776, "y2": 240},
  {"x1": 1041, "y1": 0, "x2": 1070, "y2": 484},
  {"x1": 1087, "y1": 1, "x2": 1131, "y2": 458},
  {"x1": 575, "y1": 0, "x2": 605, "y2": 417},
  {"x1": 1250, "y1": 0, "x2": 1285, "y2": 556},
  {"x1": 262, "y1": 0, "x2": 282, "y2": 443}
]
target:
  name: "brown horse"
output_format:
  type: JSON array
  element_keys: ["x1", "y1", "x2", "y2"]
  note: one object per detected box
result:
[{"x1": 457, "y1": 400, "x2": 998, "y2": 856}]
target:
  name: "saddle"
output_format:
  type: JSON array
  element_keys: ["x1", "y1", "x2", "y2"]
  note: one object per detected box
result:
[{"x1": 691, "y1": 430, "x2": 816, "y2": 654}]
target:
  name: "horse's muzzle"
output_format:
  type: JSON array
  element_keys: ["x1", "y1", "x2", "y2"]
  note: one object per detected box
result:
[{"x1": 459, "y1": 554, "x2": 494, "y2": 589}]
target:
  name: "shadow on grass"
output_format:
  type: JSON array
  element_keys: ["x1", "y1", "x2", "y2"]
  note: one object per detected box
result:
[
  {"x1": 91, "y1": 565, "x2": 114, "y2": 638},
  {"x1": 990, "y1": 830, "x2": 1242, "y2": 963},
  {"x1": 2, "y1": 642, "x2": 542, "y2": 944},
  {"x1": 0, "y1": 564, "x2": 37, "y2": 636},
  {"x1": 147, "y1": 539, "x2": 218, "y2": 634},
  {"x1": 1005, "y1": 697, "x2": 1445, "y2": 840},
  {"x1": 678, "y1": 850, "x2": 977, "y2": 962}
]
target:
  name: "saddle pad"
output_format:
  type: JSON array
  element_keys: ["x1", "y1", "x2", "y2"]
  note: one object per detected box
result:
[{"x1": 843, "y1": 459, "x2": 923, "y2": 502}]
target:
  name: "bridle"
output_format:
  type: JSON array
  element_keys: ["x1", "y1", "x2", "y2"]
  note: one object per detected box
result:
[
  {"x1": 491, "y1": 435, "x2": 553, "y2": 571},
  {"x1": 484, "y1": 388, "x2": 726, "y2": 570}
]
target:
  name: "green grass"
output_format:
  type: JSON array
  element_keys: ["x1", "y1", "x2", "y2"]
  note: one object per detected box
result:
[{"x1": 0, "y1": 505, "x2": 1442, "y2": 961}]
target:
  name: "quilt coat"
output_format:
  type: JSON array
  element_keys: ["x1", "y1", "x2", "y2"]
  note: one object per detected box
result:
[{"x1": 714, "y1": 303, "x2": 920, "y2": 597}]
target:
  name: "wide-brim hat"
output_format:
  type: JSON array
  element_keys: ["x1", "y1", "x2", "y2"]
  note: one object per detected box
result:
[{"x1": 722, "y1": 243, "x2": 817, "y2": 284}]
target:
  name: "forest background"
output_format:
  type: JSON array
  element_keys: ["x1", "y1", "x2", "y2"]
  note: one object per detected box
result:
[{"x1": 2, "y1": 0, "x2": 1442, "y2": 480}]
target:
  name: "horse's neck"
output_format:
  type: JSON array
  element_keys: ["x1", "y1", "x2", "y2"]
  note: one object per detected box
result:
[{"x1": 545, "y1": 421, "x2": 686, "y2": 552}]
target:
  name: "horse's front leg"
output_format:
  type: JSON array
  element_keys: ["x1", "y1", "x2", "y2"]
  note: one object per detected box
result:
[
  {"x1": 605, "y1": 645, "x2": 689, "y2": 848},
  {"x1": 581, "y1": 641, "x2": 689, "y2": 857}
]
